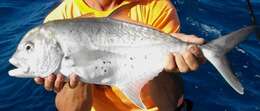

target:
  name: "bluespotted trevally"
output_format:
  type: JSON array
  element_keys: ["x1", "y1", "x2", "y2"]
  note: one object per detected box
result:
[{"x1": 8, "y1": 18, "x2": 255, "y2": 110}]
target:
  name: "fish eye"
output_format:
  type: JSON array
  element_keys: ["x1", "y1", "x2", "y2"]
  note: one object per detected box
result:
[
  {"x1": 26, "y1": 45, "x2": 31, "y2": 50},
  {"x1": 24, "y1": 42, "x2": 34, "y2": 51}
]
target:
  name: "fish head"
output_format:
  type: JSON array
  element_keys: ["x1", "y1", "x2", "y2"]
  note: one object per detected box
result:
[{"x1": 9, "y1": 26, "x2": 63, "y2": 78}]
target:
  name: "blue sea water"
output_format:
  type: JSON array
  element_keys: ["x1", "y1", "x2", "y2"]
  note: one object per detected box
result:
[{"x1": 0, "y1": 0, "x2": 259, "y2": 111}]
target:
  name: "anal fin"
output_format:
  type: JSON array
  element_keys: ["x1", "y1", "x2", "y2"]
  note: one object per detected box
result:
[{"x1": 116, "y1": 80, "x2": 148, "y2": 110}]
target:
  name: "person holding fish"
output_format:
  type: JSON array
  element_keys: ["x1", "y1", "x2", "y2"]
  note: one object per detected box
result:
[{"x1": 34, "y1": 0, "x2": 206, "y2": 111}]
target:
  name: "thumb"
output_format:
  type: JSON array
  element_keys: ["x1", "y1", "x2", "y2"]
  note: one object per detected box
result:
[{"x1": 171, "y1": 33, "x2": 205, "y2": 45}]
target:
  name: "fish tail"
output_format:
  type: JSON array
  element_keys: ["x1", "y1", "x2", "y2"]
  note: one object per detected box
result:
[{"x1": 200, "y1": 26, "x2": 256, "y2": 94}]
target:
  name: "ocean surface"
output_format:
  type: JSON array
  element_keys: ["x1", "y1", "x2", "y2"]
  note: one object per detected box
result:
[{"x1": 0, "y1": 0, "x2": 259, "y2": 111}]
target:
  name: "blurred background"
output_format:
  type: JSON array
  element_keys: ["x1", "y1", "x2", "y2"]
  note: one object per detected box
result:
[{"x1": 0, "y1": 0, "x2": 259, "y2": 111}]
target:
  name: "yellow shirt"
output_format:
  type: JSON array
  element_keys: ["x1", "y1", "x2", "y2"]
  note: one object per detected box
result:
[{"x1": 44, "y1": 0, "x2": 180, "y2": 111}]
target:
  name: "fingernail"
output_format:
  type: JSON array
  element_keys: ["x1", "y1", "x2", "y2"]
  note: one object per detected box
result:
[
  {"x1": 200, "y1": 38, "x2": 205, "y2": 44},
  {"x1": 188, "y1": 45, "x2": 196, "y2": 52},
  {"x1": 47, "y1": 88, "x2": 53, "y2": 92},
  {"x1": 190, "y1": 46, "x2": 195, "y2": 51},
  {"x1": 55, "y1": 88, "x2": 60, "y2": 93}
]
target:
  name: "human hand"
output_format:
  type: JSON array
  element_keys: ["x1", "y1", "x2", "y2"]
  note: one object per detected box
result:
[
  {"x1": 55, "y1": 82, "x2": 92, "y2": 111},
  {"x1": 164, "y1": 33, "x2": 206, "y2": 73},
  {"x1": 34, "y1": 74, "x2": 92, "y2": 111},
  {"x1": 34, "y1": 73, "x2": 80, "y2": 92}
]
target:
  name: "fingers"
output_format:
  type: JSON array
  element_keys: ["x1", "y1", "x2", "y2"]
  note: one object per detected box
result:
[
  {"x1": 188, "y1": 45, "x2": 206, "y2": 64},
  {"x1": 44, "y1": 74, "x2": 56, "y2": 91},
  {"x1": 182, "y1": 51, "x2": 199, "y2": 71},
  {"x1": 164, "y1": 52, "x2": 200, "y2": 73},
  {"x1": 171, "y1": 33, "x2": 205, "y2": 44},
  {"x1": 69, "y1": 74, "x2": 79, "y2": 88},
  {"x1": 34, "y1": 73, "x2": 80, "y2": 92},
  {"x1": 164, "y1": 53, "x2": 191, "y2": 73},
  {"x1": 54, "y1": 74, "x2": 65, "y2": 92},
  {"x1": 34, "y1": 77, "x2": 44, "y2": 85},
  {"x1": 164, "y1": 47, "x2": 203, "y2": 73},
  {"x1": 174, "y1": 53, "x2": 189, "y2": 73},
  {"x1": 164, "y1": 54, "x2": 177, "y2": 72},
  {"x1": 33, "y1": 73, "x2": 79, "y2": 92}
]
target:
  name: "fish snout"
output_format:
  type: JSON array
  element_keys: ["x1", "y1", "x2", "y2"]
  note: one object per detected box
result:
[{"x1": 9, "y1": 57, "x2": 20, "y2": 68}]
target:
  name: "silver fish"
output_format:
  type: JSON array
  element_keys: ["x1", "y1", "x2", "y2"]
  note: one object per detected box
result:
[{"x1": 9, "y1": 18, "x2": 255, "y2": 110}]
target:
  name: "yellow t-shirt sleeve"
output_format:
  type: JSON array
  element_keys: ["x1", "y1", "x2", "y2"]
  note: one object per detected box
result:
[{"x1": 129, "y1": 0, "x2": 180, "y2": 34}]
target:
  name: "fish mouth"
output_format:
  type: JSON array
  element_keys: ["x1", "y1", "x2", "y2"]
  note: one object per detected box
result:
[
  {"x1": 9, "y1": 67, "x2": 28, "y2": 77},
  {"x1": 8, "y1": 58, "x2": 30, "y2": 78}
]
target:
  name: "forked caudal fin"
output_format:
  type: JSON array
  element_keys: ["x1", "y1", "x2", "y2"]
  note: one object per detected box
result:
[{"x1": 200, "y1": 26, "x2": 256, "y2": 94}]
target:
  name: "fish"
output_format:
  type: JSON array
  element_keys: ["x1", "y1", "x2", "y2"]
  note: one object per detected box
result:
[{"x1": 8, "y1": 18, "x2": 255, "y2": 110}]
